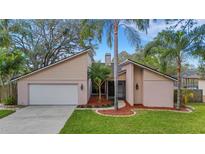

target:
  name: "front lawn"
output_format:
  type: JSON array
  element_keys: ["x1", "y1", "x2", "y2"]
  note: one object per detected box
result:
[
  {"x1": 0, "y1": 110, "x2": 15, "y2": 119},
  {"x1": 60, "y1": 103, "x2": 205, "y2": 134}
]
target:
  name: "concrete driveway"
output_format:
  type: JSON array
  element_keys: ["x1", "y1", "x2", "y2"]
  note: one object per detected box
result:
[{"x1": 0, "y1": 106, "x2": 76, "y2": 134}]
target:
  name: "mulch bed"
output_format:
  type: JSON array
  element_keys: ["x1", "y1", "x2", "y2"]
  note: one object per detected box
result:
[
  {"x1": 97, "y1": 101, "x2": 135, "y2": 116},
  {"x1": 97, "y1": 101, "x2": 191, "y2": 117},
  {"x1": 134, "y1": 104, "x2": 191, "y2": 112},
  {"x1": 78, "y1": 96, "x2": 113, "y2": 108},
  {"x1": 80, "y1": 97, "x2": 192, "y2": 116}
]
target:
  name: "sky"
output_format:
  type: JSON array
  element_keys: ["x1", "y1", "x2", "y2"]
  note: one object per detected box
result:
[{"x1": 94, "y1": 19, "x2": 205, "y2": 66}]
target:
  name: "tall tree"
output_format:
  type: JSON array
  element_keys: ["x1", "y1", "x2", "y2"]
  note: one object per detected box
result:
[
  {"x1": 166, "y1": 19, "x2": 197, "y2": 32},
  {"x1": 0, "y1": 19, "x2": 11, "y2": 48},
  {"x1": 0, "y1": 20, "x2": 26, "y2": 86},
  {"x1": 145, "y1": 25, "x2": 205, "y2": 109},
  {"x1": 144, "y1": 41, "x2": 176, "y2": 74},
  {"x1": 8, "y1": 19, "x2": 97, "y2": 70},
  {"x1": 82, "y1": 19, "x2": 150, "y2": 110}
]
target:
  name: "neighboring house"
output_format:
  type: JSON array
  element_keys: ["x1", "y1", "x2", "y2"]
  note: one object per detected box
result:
[
  {"x1": 198, "y1": 79, "x2": 205, "y2": 102},
  {"x1": 174, "y1": 74, "x2": 200, "y2": 89},
  {"x1": 182, "y1": 75, "x2": 200, "y2": 89},
  {"x1": 12, "y1": 49, "x2": 177, "y2": 108}
]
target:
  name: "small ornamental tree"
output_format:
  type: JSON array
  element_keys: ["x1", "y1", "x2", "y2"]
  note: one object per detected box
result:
[
  {"x1": 88, "y1": 63, "x2": 111, "y2": 102},
  {"x1": 0, "y1": 48, "x2": 25, "y2": 86}
]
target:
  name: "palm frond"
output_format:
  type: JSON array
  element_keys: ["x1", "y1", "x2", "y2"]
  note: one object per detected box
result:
[
  {"x1": 104, "y1": 20, "x2": 114, "y2": 48},
  {"x1": 123, "y1": 25, "x2": 141, "y2": 48}
]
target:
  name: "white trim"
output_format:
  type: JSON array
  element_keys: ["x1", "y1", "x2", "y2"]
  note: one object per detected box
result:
[
  {"x1": 12, "y1": 49, "x2": 91, "y2": 81},
  {"x1": 120, "y1": 59, "x2": 177, "y2": 81}
]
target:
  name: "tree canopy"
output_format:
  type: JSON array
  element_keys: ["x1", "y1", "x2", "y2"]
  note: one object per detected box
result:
[
  {"x1": 0, "y1": 48, "x2": 25, "y2": 86},
  {"x1": 8, "y1": 19, "x2": 98, "y2": 70}
]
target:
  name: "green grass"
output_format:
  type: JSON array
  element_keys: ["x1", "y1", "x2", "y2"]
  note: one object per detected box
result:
[
  {"x1": 0, "y1": 110, "x2": 15, "y2": 119},
  {"x1": 60, "y1": 103, "x2": 205, "y2": 134}
]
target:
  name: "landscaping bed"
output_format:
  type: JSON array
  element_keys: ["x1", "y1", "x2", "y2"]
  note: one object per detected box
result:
[
  {"x1": 96, "y1": 101, "x2": 191, "y2": 117},
  {"x1": 78, "y1": 96, "x2": 113, "y2": 108},
  {"x1": 134, "y1": 104, "x2": 191, "y2": 112},
  {"x1": 0, "y1": 103, "x2": 25, "y2": 110},
  {"x1": 97, "y1": 101, "x2": 135, "y2": 116}
]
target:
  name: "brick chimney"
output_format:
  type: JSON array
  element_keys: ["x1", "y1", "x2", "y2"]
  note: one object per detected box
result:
[{"x1": 105, "y1": 53, "x2": 111, "y2": 66}]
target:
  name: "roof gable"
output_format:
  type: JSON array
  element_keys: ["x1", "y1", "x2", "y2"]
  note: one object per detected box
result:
[
  {"x1": 12, "y1": 49, "x2": 91, "y2": 81},
  {"x1": 120, "y1": 59, "x2": 177, "y2": 81}
]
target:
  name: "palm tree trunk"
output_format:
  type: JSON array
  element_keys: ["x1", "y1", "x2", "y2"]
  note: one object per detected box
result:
[
  {"x1": 98, "y1": 85, "x2": 101, "y2": 102},
  {"x1": 114, "y1": 20, "x2": 119, "y2": 110},
  {"x1": 176, "y1": 59, "x2": 181, "y2": 110}
]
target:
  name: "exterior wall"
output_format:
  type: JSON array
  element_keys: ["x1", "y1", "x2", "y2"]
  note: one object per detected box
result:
[
  {"x1": 143, "y1": 69, "x2": 174, "y2": 107},
  {"x1": 198, "y1": 80, "x2": 205, "y2": 102},
  {"x1": 122, "y1": 64, "x2": 134, "y2": 105},
  {"x1": 17, "y1": 52, "x2": 90, "y2": 105},
  {"x1": 134, "y1": 66, "x2": 143, "y2": 104},
  {"x1": 87, "y1": 54, "x2": 92, "y2": 101}
]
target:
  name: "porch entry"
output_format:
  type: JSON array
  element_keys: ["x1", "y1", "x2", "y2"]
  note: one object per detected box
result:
[{"x1": 107, "y1": 81, "x2": 126, "y2": 100}]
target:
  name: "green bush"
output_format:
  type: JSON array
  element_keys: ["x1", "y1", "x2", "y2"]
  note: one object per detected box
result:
[
  {"x1": 2, "y1": 96, "x2": 16, "y2": 105},
  {"x1": 181, "y1": 89, "x2": 194, "y2": 104}
]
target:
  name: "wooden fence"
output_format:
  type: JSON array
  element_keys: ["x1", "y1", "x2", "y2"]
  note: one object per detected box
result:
[
  {"x1": 174, "y1": 89, "x2": 203, "y2": 103},
  {"x1": 0, "y1": 83, "x2": 17, "y2": 103}
]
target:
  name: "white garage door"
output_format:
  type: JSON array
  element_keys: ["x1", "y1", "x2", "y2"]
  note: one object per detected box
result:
[{"x1": 29, "y1": 84, "x2": 78, "y2": 105}]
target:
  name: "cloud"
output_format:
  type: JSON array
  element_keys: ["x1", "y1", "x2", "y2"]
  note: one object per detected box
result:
[
  {"x1": 137, "y1": 20, "x2": 169, "y2": 45},
  {"x1": 139, "y1": 19, "x2": 205, "y2": 45}
]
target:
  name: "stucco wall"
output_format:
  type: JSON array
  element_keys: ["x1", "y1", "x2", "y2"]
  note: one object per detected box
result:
[
  {"x1": 122, "y1": 62, "x2": 174, "y2": 107},
  {"x1": 134, "y1": 66, "x2": 143, "y2": 104},
  {"x1": 122, "y1": 64, "x2": 134, "y2": 105},
  {"x1": 143, "y1": 69, "x2": 174, "y2": 107},
  {"x1": 17, "y1": 52, "x2": 90, "y2": 105},
  {"x1": 87, "y1": 55, "x2": 92, "y2": 101}
]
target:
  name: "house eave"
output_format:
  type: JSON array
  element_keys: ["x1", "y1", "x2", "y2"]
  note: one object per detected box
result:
[{"x1": 120, "y1": 59, "x2": 177, "y2": 81}]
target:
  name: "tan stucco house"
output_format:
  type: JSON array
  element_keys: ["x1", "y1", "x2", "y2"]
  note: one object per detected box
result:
[{"x1": 12, "y1": 49, "x2": 177, "y2": 108}]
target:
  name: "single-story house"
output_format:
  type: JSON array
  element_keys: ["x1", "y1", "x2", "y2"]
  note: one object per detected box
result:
[{"x1": 12, "y1": 49, "x2": 177, "y2": 108}]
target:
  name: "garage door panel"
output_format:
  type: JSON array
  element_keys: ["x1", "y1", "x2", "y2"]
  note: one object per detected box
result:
[
  {"x1": 29, "y1": 84, "x2": 78, "y2": 105},
  {"x1": 143, "y1": 81, "x2": 174, "y2": 107}
]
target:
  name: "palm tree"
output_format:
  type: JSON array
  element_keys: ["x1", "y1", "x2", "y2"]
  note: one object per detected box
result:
[
  {"x1": 88, "y1": 63, "x2": 111, "y2": 101},
  {"x1": 145, "y1": 25, "x2": 205, "y2": 109},
  {"x1": 82, "y1": 19, "x2": 150, "y2": 110}
]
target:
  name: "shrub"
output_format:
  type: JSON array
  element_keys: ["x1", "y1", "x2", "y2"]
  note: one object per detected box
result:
[
  {"x1": 2, "y1": 96, "x2": 16, "y2": 105},
  {"x1": 181, "y1": 89, "x2": 194, "y2": 104}
]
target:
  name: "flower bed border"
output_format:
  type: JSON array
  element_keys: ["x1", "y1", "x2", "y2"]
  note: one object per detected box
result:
[{"x1": 77, "y1": 96, "x2": 113, "y2": 108}]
